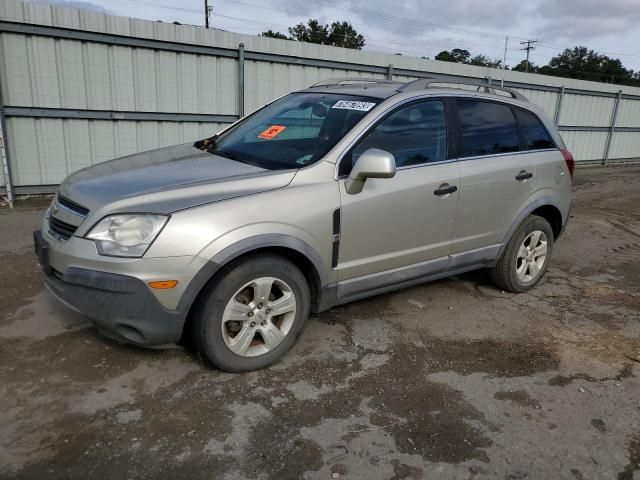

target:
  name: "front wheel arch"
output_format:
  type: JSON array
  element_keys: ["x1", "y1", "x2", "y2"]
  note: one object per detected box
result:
[{"x1": 178, "y1": 242, "x2": 323, "y2": 343}]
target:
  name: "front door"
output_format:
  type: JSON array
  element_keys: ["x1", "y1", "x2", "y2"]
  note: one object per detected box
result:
[{"x1": 336, "y1": 99, "x2": 460, "y2": 295}]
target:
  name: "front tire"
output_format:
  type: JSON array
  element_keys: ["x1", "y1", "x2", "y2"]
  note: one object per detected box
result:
[
  {"x1": 490, "y1": 215, "x2": 554, "y2": 293},
  {"x1": 192, "y1": 254, "x2": 310, "y2": 372}
]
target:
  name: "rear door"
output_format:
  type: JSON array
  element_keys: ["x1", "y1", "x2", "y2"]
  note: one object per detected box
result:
[
  {"x1": 337, "y1": 99, "x2": 461, "y2": 289},
  {"x1": 450, "y1": 99, "x2": 536, "y2": 259}
]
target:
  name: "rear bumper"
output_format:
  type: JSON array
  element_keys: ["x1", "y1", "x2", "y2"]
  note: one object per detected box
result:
[{"x1": 35, "y1": 230, "x2": 185, "y2": 346}]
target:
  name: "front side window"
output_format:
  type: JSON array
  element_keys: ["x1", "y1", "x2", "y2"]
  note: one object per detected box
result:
[
  {"x1": 195, "y1": 93, "x2": 380, "y2": 170},
  {"x1": 457, "y1": 100, "x2": 519, "y2": 157},
  {"x1": 341, "y1": 100, "x2": 447, "y2": 175},
  {"x1": 515, "y1": 109, "x2": 556, "y2": 150}
]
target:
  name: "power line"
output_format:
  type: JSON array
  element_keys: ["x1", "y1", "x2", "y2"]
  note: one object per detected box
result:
[
  {"x1": 535, "y1": 41, "x2": 640, "y2": 60},
  {"x1": 24, "y1": 0, "x2": 640, "y2": 70},
  {"x1": 303, "y1": 0, "x2": 505, "y2": 40},
  {"x1": 216, "y1": 0, "x2": 640, "y2": 66},
  {"x1": 215, "y1": 0, "x2": 511, "y2": 58}
]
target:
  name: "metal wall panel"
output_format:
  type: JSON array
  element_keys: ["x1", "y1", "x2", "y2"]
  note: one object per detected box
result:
[
  {"x1": 558, "y1": 94, "x2": 615, "y2": 127},
  {"x1": 512, "y1": 88, "x2": 559, "y2": 118},
  {"x1": 5, "y1": 117, "x2": 224, "y2": 185},
  {"x1": 0, "y1": 33, "x2": 238, "y2": 115},
  {"x1": 243, "y1": 61, "x2": 385, "y2": 112},
  {"x1": 616, "y1": 98, "x2": 640, "y2": 128},
  {"x1": 559, "y1": 131, "x2": 609, "y2": 162},
  {"x1": 609, "y1": 131, "x2": 640, "y2": 160},
  {"x1": 2, "y1": 0, "x2": 640, "y2": 192}
]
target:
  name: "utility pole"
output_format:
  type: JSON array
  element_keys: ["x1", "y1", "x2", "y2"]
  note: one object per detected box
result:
[
  {"x1": 501, "y1": 36, "x2": 508, "y2": 87},
  {"x1": 204, "y1": 0, "x2": 212, "y2": 28},
  {"x1": 520, "y1": 39, "x2": 538, "y2": 73}
]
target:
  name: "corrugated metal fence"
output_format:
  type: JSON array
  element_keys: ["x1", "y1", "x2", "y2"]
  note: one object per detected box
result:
[{"x1": 1, "y1": 0, "x2": 640, "y2": 201}]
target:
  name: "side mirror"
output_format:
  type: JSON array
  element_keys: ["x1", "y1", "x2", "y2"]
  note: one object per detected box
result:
[{"x1": 345, "y1": 148, "x2": 396, "y2": 195}]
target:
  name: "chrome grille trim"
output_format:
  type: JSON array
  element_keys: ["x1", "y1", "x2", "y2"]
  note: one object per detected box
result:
[
  {"x1": 57, "y1": 194, "x2": 89, "y2": 217},
  {"x1": 48, "y1": 195, "x2": 90, "y2": 241}
]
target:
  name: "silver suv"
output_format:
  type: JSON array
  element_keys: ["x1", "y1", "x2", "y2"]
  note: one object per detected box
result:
[{"x1": 34, "y1": 78, "x2": 573, "y2": 372}]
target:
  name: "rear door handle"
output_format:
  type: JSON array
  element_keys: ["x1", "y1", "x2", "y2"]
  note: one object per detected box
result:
[
  {"x1": 434, "y1": 184, "x2": 458, "y2": 196},
  {"x1": 515, "y1": 171, "x2": 533, "y2": 181}
]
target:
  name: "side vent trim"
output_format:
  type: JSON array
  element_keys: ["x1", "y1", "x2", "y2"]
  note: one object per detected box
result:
[{"x1": 332, "y1": 208, "x2": 341, "y2": 268}]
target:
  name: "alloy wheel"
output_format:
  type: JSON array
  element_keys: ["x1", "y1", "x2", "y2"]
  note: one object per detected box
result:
[
  {"x1": 221, "y1": 276, "x2": 297, "y2": 357},
  {"x1": 515, "y1": 230, "x2": 548, "y2": 283}
]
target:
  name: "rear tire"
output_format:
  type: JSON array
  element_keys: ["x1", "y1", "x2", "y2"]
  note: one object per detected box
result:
[
  {"x1": 490, "y1": 215, "x2": 554, "y2": 293},
  {"x1": 192, "y1": 254, "x2": 310, "y2": 372}
]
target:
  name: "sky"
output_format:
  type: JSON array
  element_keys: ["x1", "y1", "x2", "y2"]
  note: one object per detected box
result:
[{"x1": 29, "y1": 0, "x2": 640, "y2": 72}]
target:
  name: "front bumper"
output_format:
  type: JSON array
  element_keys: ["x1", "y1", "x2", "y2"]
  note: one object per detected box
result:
[{"x1": 34, "y1": 230, "x2": 186, "y2": 346}]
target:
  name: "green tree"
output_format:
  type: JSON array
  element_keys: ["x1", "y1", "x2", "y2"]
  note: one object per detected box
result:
[
  {"x1": 435, "y1": 49, "x2": 501, "y2": 68},
  {"x1": 537, "y1": 46, "x2": 638, "y2": 85},
  {"x1": 287, "y1": 19, "x2": 365, "y2": 49},
  {"x1": 435, "y1": 48, "x2": 471, "y2": 63},
  {"x1": 468, "y1": 54, "x2": 502, "y2": 68},
  {"x1": 328, "y1": 21, "x2": 365, "y2": 49},
  {"x1": 260, "y1": 30, "x2": 289, "y2": 40},
  {"x1": 512, "y1": 60, "x2": 538, "y2": 73},
  {"x1": 289, "y1": 19, "x2": 329, "y2": 44}
]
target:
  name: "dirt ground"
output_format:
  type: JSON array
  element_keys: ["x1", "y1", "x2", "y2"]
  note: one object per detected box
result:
[{"x1": 1, "y1": 165, "x2": 639, "y2": 480}]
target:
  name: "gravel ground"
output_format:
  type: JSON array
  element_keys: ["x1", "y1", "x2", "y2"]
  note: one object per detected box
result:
[{"x1": 1, "y1": 165, "x2": 639, "y2": 480}]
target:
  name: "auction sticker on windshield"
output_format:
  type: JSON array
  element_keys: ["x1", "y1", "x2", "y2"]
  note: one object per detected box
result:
[
  {"x1": 258, "y1": 125, "x2": 286, "y2": 140},
  {"x1": 331, "y1": 100, "x2": 376, "y2": 112}
]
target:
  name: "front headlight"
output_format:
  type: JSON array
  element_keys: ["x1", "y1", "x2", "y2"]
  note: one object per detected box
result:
[{"x1": 86, "y1": 214, "x2": 168, "y2": 257}]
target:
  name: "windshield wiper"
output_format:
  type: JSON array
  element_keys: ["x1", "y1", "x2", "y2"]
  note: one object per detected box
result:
[
  {"x1": 214, "y1": 149, "x2": 238, "y2": 160},
  {"x1": 193, "y1": 134, "x2": 218, "y2": 152}
]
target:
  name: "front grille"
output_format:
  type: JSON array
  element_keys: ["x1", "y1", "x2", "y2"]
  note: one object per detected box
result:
[
  {"x1": 57, "y1": 194, "x2": 89, "y2": 216},
  {"x1": 49, "y1": 216, "x2": 78, "y2": 240}
]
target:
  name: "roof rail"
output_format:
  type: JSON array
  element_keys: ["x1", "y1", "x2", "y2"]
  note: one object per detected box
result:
[
  {"x1": 397, "y1": 77, "x2": 528, "y2": 101},
  {"x1": 309, "y1": 77, "x2": 399, "y2": 88}
]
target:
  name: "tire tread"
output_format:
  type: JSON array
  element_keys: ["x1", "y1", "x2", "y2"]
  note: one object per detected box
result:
[{"x1": 490, "y1": 215, "x2": 554, "y2": 293}]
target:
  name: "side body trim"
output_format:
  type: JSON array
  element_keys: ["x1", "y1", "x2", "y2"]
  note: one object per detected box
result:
[
  {"x1": 337, "y1": 256, "x2": 449, "y2": 298},
  {"x1": 449, "y1": 244, "x2": 502, "y2": 269},
  {"x1": 318, "y1": 262, "x2": 487, "y2": 312}
]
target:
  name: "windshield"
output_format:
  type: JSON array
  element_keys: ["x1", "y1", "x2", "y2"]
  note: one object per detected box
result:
[{"x1": 195, "y1": 93, "x2": 380, "y2": 170}]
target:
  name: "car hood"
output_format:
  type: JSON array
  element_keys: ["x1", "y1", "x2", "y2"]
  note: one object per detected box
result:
[{"x1": 59, "y1": 143, "x2": 297, "y2": 214}]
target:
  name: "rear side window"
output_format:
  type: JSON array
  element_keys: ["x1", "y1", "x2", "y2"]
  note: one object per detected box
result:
[
  {"x1": 342, "y1": 100, "x2": 447, "y2": 175},
  {"x1": 515, "y1": 109, "x2": 556, "y2": 150},
  {"x1": 457, "y1": 100, "x2": 519, "y2": 157}
]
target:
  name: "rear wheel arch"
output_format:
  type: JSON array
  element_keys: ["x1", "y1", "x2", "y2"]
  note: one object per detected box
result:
[
  {"x1": 530, "y1": 204, "x2": 563, "y2": 240},
  {"x1": 491, "y1": 214, "x2": 554, "y2": 293},
  {"x1": 498, "y1": 197, "x2": 564, "y2": 259}
]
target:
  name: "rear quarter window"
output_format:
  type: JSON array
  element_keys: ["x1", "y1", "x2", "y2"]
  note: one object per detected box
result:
[
  {"x1": 515, "y1": 109, "x2": 556, "y2": 150},
  {"x1": 457, "y1": 100, "x2": 519, "y2": 157}
]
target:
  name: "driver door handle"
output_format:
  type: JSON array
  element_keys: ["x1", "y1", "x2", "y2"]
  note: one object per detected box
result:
[
  {"x1": 434, "y1": 184, "x2": 458, "y2": 196},
  {"x1": 515, "y1": 171, "x2": 533, "y2": 181}
]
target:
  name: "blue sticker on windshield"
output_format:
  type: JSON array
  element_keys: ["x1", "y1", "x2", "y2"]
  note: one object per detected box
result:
[{"x1": 331, "y1": 100, "x2": 376, "y2": 112}]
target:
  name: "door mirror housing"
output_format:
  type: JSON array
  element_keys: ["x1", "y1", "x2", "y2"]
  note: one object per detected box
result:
[{"x1": 345, "y1": 148, "x2": 396, "y2": 194}]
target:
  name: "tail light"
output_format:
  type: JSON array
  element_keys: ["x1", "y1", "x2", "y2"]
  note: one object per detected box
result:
[{"x1": 561, "y1": 149, "x2": 575, "y2": 178}]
